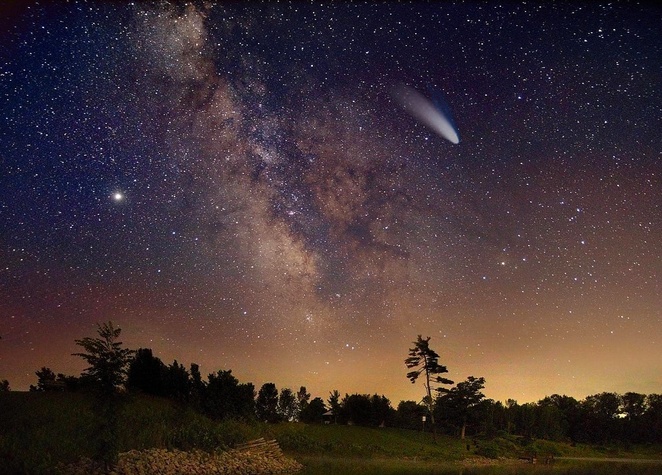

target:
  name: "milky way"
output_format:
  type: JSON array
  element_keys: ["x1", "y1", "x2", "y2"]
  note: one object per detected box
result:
[{"x1": 1, "y1": 2, "x2": 660, "y2": 403}]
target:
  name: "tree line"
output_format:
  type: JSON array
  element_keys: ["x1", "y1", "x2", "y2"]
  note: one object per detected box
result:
[
  {"x1": 3, "y1": 325, "x2": 661, "y2": 447},
  {"x1": 402, "y1": 334, "x2": 662, "y2": 445},
  {"x1": 455, "y1": 392, "x2": 662, "y2": 445}
]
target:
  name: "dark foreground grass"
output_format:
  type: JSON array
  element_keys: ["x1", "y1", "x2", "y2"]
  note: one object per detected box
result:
[
  {"x1": 297, "y1": 455, "x2": 461, "y2": 474},
  {"x1": 261, "y1": 423, "x2": 662, "y2": 474},
  {"x1": 1, "y1": 392, "x2": 97, "y2": 472},
  {"x1": 1, "y1": 392, "x2": 661, "y2": 474},
  {"x1": 266, "y1": 422, "x2": 469, "y2": 460},
  {"x1": 0, "y1": 392, "x2": 261, "y2": 473},
  {"x1": 298, "y1": 458, "x2": 662, "y2": 475}
]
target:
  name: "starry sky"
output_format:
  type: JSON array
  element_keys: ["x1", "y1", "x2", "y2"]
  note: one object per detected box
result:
[{"x1": 1, "y1": 1, "x2": 660, "y2": 404}]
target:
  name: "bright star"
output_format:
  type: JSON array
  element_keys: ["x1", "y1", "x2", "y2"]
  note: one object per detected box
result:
[{"x1": 113, "y1": 192, "x2": 124, "y2": 201}]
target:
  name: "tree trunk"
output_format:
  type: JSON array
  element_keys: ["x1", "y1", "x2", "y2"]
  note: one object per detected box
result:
[
  {"x1": 424, "y1": 366, "x2": 437, "y2": 442},
  {"x1": 461, "y1": 421, "x2": 466, "y2": 440}
]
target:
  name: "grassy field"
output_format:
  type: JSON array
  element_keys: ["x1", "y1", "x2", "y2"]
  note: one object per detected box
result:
[
  {"x1": 0, "y1": 391, "x2": 262, "y2": 473},
  {"x1": 265, "y1": 423, "x2": 662, "y2": 474},
  {"x1": 1, "y1": 392, "x2": 660, "y2": 474},
  {"x1": 266, "y1": 422, "x2": 468, "y2": 460}
]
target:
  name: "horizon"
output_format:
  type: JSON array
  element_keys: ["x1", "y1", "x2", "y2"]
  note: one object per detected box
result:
[{"x1": 4, "y1": 323, "x2": 659, "y2": 406}]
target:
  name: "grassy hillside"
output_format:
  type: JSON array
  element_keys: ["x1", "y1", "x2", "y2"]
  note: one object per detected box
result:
[
  {"x1": 0, "y1": 392, "x2": 260, "y2": 473},
  {"x1": 266, "y1": 423, "x2": 468, "y2": 460},
  {"x1": 1, "y1": 392, "x2": 660, "y2": 474}
]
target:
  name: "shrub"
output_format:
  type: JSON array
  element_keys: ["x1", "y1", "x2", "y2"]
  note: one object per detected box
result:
[{"x1": 474, "y1": 441, "x2": 500, "y2": 459}]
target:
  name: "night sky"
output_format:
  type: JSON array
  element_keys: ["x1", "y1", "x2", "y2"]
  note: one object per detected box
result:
[{"x1": 1, "y1": 1, "x2": 660, "y2": 404}]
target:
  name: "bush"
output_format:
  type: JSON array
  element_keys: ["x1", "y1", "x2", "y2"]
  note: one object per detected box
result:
[
  {"x1": 530, "y1": 439, "x2": 562, "y2": 456},
  {"x1": 474, "y1": 441, "x2": 500, "y2": 459},
  {"x1": 271, "y1": 428, "x2": 331, "y2": 453},
  {"x1": 518, "y1": 435, "x2": 535, "y2": 447}
]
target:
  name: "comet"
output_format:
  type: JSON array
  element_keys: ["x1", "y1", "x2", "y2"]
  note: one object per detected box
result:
[{"x1": 391, "y1": 84, "x2": 460, "y2": 144}]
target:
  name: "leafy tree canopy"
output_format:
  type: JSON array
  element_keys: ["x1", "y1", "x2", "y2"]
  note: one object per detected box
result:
[
  {"x1": 256, "y1": 382, "x2": 280, "y2": 423},
  {"x1": 405, "y1": 335, "x2": 454, "y2": 392},
  {"x1": 72, "y1": 321, "x2": 134, "y2": 394}
]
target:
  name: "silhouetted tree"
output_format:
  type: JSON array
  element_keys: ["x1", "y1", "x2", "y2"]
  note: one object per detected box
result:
[
  {"x1": 341, "y1": 393, "x2": 372, "y2": 425},
  {"x1": 644, "y1": 394, "x2": 662, "y2": 443},
  {"x1": 278, "y1": 388, "x2": 298, "y2": 422},
  {"x1": 56, "y1": 373, "x2": 82, "y2": 391},
  {"x1": 31, "y1": 367, "x2": 59, "y2": 391},
  {"x1": 473, "y1": 398, "x2": 498, "y2": 437},
  {"x1": 204, "y1": 369, "x2": 255, "y2": 421},
  {"x1": 300, "y1": 397, "x2": 326, "y2": 423},
  {"x1": 504, "y1": 399, "x2": 518, "y2": 434},
  {"x1": 533, "y1": 401, "x2": 565, "y2": 440},
  {"x1": 328, "y1": 389, "x2": 341, "y2": 424},
  {"x1": 405, "y1": 335, "x2": 453, "y2": 440},
  {"x1": 438, "y1": 376, "x2": 486, "y2": 439},
  {"x1": 517, "y1": 402, "x2": 537, "y2": 438},
  {"x1": 189, "y1": 363, "x2": 205, "y2": 410},
  {"x1": 581, "y1": 392, "x2": 621, "y2": 443},
  {"x1": 127, "y1": 350, "x2": 192, "y2": 402},
  {"x1": 164, "y1": 360, "x2": 191, "y2": 401},
  {"x1": 396, "y1": 400, "x2": 427, "y2": 430},
  {"x1": 337, "y1": 393, "x2": 393, "y2": 427},
  {"x1": 73, "y1": 321, "x2": 134, "y2": 394},
  {"x1": 127, "y1": 348, "x2": 167, "y2": 395},
  {"x1": 295, "y1": 386, "x2": 311, "y2": 421},
  {"x1": 622, "y1": 392, "x2": 646, "y2": 420},
  {"x1": 72, "y1": 321, "x2": 134, "y2": 470},
  {"x1": 539, "y1": 394, "x2": 582, "y2": 442},
  {"x1": 447, "y1": 391, "x2": 662, "y2": 445},
  {"x1": 30, "y1": 367, "x2": 77, "y2": 391},
  {"x1": 621, "y1": 392, "x2": 648, "y2": 443},
  {"x1": 370, "y1": 394, "x2": 395, "y2": 427},
  {"x1": 256, "y1": 382, "x2": 280, "y2": 422}
]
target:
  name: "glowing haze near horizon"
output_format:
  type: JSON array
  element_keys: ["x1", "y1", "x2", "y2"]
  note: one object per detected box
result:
[{"x1": 1, "y1": 2, "x2": 660, "y2": 404}]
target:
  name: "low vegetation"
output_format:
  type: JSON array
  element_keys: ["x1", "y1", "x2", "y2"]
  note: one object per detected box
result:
[{"x1": 2, "y1": 392, "x2": 661, "y2": 474}]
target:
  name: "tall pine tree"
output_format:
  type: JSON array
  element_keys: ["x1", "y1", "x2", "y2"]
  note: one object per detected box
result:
[{"x1": 405, "y1": 335, "x2": 453, "y2": 441}]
